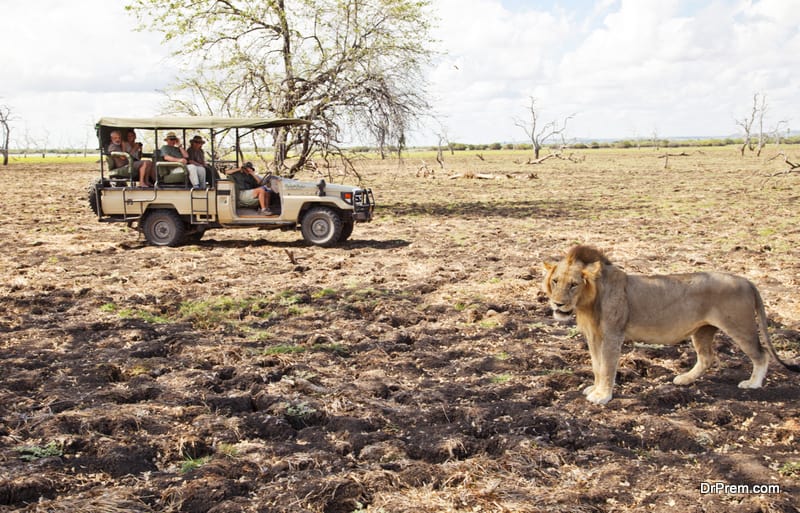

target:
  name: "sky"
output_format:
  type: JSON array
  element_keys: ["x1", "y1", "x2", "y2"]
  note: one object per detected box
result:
[{"x1": 2, "y1": 0, "x2": 799, "y2": 148}]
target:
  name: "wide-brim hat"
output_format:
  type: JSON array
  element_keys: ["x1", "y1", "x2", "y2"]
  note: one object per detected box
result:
[
  {"x1": 190, "y1": 135, "x2": 205, "y2": 144},
  {"x1": 164, "y1": 131, "x2": 178, "y2": 141}
]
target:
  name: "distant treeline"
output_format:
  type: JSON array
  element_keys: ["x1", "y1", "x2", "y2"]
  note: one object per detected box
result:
[
  {"x1": 10, "y1": 135, "x2": 800, "y2": 155},
  {"x1": 348, "y1": 135, "x2": 800, "y2": 153}
]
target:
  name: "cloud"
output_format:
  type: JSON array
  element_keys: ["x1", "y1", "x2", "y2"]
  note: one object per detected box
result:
[
  {"x1": 3, "y1": 0, "x2": 800, "y2": 147},
  {"x1": 2, "y1": 1, "x2": 175, "y2": 95},
  {"x1": 422, "y1": 0, "x2": 800, "y2": 143},
  {"x1": 555, "y1": 0, "x2": 800, "y2": 137},
  {"x1": 1, "y1": 0, "x2": 177, "y2": 145},
  {"x1": 426, "y1": 0, "x2": 574, "y2": 142}
]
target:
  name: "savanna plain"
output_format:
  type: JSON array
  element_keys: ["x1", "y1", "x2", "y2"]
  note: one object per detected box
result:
[{"x1": 1, "y1": 146, "x2": 799, "y2": 512}]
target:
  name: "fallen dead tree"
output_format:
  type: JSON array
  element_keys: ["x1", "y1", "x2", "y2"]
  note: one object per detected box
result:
[
  {"x1": 448, "y1": 172, "x2": 510, "y2": 180},
  {"x1": 768, "y1": 152, "x2": 800, "y2": 176},
  {"x1": 522, "y1": 151, "x2": 585, "y2": 165},
  {"x1": 658, "y1": 151, "x2": 691, "y2": 169}
]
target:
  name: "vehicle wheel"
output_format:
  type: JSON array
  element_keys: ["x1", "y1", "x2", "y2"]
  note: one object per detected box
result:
[
  {"x1": 301, "y1": 206, "x2": 343, "y2": 247},
  {"x1": 340, "y1": 219, "x2": 354, "y2": 242},
  {"x1": 87, "y1": 179, "x2": 103, "y2": 216},
  {"x1": 142, "y1": 209, "x2": 186, "y2": 247}
]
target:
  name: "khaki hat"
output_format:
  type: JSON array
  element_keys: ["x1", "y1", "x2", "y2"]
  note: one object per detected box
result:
[{"x1": 164, "y1": 131, "x2": 179, "y2": 141}]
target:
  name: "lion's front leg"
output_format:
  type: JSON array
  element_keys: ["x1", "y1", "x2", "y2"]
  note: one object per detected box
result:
[{"x1": 585, "y1": 332, "x2": 622, "y2": 405}]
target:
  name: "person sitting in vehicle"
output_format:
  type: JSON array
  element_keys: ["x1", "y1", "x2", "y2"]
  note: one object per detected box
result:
[
  {"x1": 160, "y1": 131, "x2": 206, "y2": 189},
  {"x1": 187, "y1": 134, "x2": 219, "y2": 184},
  {"x1": 108, "y1": 130, "x2": 155, "y2": 187},
  {"x1": 225, "y1": 161, "x2": 275, "y2": 215}
]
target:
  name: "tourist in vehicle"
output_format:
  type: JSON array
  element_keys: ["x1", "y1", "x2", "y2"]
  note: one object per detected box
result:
[
  {"x1": 160, "y1": 131, "x2": 206, "y2": 189},
  {"x1": 108, "y1": 130, "x2": 155, "y2": 187},
  {"x1": 187, "y1": 134, "x2": 218, "y2": 185},
  {"x1": 225, "y1": 161, "x2": 275, "y2": 215},
  {"x1": 125, "y1": 130, "x2": 156, "y2": 187}
]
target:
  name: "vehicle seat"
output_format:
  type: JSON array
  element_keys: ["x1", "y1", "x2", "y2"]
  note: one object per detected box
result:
[
  {"x1": 107, "y1": 152, "x2": 136, "y2": 181},
  {"x1": 154, "y1": 149, "x2": 188, "y2": 186}
]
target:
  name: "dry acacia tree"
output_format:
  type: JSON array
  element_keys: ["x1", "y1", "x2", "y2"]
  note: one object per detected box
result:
[
  {"x1": 126, "y1": 0, "x2": 435, "y2": 177},
  {"x1": 736, "y1": 93, "x2": 787, "y2": 158},
  {"x1": 514, "y1": 96, "x2": 574, "y2": 161},
  {"x1": 0, "y1": 104, "x2": 12, "y2": 166}
]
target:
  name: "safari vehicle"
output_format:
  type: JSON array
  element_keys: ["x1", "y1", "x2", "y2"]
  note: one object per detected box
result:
[{"x1": 89, "y1": 116, "x2": 374, "y2": 247}]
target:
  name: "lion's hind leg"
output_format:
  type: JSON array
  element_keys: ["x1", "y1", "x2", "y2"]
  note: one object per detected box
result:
[
  {"x1": 714, "y1": 314, "x2": 770, "y2": 389},
  {"x1": 674, "y1": 325, "x2": 718, "y2": 386},
  {"x1": 732, "y1": 332, "x2": 769, "y2": 389}
]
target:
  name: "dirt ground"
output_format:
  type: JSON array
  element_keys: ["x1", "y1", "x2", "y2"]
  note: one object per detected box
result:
[{"x1": 1, "y1": 148, "x2": 799, "y2": 512}]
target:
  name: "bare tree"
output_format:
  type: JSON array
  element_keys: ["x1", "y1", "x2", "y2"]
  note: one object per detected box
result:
[
  {"x1": 127, "y1": 0, "x2": 435, "y2": 177},
  {"x1": 39, "y1": 129, "x2": 50, "y2": 158},
  {"x1": 22, "y1": 128, "x2": 35, "y2": 158},
  {"x1": 736, "y1": 93, "x2": 780, "y2": 156},
  {"x1": 736, "y1": 94, "x2": 759, "y2": 156},
  {"x1": 736, "y1": 93, "x2": 787, "y2": 157},
  {"x1": 0, "y1": 104, "x2": 12, "y2": 166},
  {"x1": 435, "y1": 134, "x2": 445, "y2": 169},
  {"x1": 437, "y1": 124, "x2": 454, "y2": 156},
  {"x1": 772, "y1": 123, "x2": 790, "y2": 147},
  {"x1": 755, "y1": 94, "x2": 769, "y2": 156},
  {"x1": 514, "y1": 97, "x2": 574, "y2": 160}
]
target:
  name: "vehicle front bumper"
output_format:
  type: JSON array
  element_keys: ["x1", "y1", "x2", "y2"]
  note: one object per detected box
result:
[{"x1": 353, "y1": 189, "x2": 375, "y2": 222}]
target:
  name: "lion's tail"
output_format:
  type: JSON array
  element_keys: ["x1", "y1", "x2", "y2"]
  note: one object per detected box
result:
[{"x1": 753, "y1": 283, "x2": 800, "y2": 373}]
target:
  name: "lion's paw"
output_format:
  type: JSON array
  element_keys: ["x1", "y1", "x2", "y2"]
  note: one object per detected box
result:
[
  {"x1": 586, "y1": 390, "x2": 612, "y2": 405},
  {"x1": 673, "y1": 373, "x2": 696, "y2": 386},
  {"x1": 737, "y1": 379, "x2": 763, "y2": 389},
  {"x1": 582, "y1": 385, "x2": 595, "y2": 396}
]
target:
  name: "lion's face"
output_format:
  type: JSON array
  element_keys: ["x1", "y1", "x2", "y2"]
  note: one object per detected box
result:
[{"x1": 543, "y1": 258, "x2": 601, "y2": 321}]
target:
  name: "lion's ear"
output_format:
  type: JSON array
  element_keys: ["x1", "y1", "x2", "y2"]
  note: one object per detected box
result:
[
  {"x1": 542, "y1": 261, "x2": 557, "y2": 293},
  {"x1": 582, "y1": 261, "x2": 602, "y2": 283}
]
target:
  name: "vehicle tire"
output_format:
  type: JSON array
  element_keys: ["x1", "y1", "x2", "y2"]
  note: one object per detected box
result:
[
  {"x1": 301, "y1": 206, "x2": 343, "y2": 247},
  {"x1": 87, "y1": 179, "x2": 103, "y2": 216},
  {"x1": 340, "y1": 218, "x2": 354, "y2": 242},
  {"x1": 142, "y1": 209, "x2": 186, "y2": 247}
]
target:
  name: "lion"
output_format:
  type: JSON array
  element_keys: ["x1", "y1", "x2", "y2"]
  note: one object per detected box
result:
[{"x1": 542, "y1": 245, "x2": 800, "y2": 405}]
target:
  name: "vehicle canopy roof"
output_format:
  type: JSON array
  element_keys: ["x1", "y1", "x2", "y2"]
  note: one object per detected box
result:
[{"x1": 96, "y1": 116, "x2": 310, "y2": 130}]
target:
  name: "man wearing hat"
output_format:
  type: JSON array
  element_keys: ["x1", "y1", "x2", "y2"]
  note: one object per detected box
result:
[
  {"x1": 187, "y1": 134, "x2": 218, "y2": 185},
  {"x1": 160, "y1": 131, "x2": 206, "y2": 189},
  {"x1": 225, "y1": 162, "x2": 275, "y2": 215}
]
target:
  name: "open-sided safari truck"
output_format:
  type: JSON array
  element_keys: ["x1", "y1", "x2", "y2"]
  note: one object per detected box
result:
[{"x1": 89, "y1": 117, "x2": 374, "y2": 247}]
